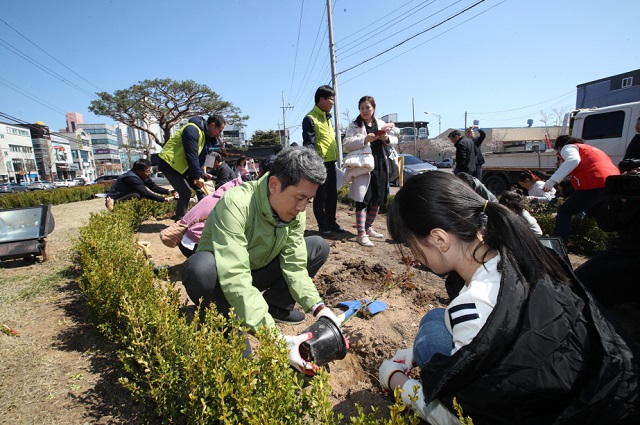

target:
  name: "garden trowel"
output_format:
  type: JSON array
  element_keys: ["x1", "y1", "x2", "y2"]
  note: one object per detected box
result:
[{"x1": 336, "y1": 299, "x2": 388, "y2": 324}]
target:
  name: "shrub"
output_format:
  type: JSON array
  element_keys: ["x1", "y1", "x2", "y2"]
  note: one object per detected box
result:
[
  {"x1": 73, "y1": 198, "x2": 418, "y2": 424},
  {"x1": 0, "y1": 185, "x2": 107, "y2": 209}
]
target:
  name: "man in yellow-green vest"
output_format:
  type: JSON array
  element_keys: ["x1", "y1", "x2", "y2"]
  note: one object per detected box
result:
[
  {"x1": 302, "y1": 85, "x2": 345, "y2": 236},
  {"x1": 158, "y1": 115, "x2": 225, "y2": 220}
]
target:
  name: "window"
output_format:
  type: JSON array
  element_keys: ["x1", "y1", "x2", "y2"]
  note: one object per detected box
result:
[
  {"x1": 622, "y1": 77, "x2": 633, "y2": 88},
  {"x1": 582, "y1": 111, "x2": 625, "y2": 140}
]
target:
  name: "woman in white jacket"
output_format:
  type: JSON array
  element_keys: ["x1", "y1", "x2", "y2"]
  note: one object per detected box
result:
[{"x1": 343, "y1": 96, "x2": 398, "y2": 247}]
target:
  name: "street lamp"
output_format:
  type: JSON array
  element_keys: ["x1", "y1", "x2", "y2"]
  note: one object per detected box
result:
[{"x1": 424, "y1": 112, "x2": 441, "y2": 135}]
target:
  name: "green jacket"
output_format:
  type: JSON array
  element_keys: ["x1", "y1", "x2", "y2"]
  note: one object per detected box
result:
[
  {"x1": 197, "y1": 174, "x2": 322, "y2": 330},
  {"x1": 307, "y1": 105, "x2": 338, "y2": 162},
  {"x1": 158, "y1": 122, "x2": 206, "y2": 174}
]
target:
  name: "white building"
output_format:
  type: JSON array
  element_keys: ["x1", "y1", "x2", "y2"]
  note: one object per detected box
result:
[
  {"x1": 0, "y1": 122, "x2": 39, "y2": 183},
  {"x1": 58, "y1": 129, "x2": 97, "y2": 182},
  {"x1": 78, "y1": 123, "x2": 123, "y2": 176}
]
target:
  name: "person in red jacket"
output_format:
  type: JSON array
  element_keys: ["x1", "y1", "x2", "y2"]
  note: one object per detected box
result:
[{"x1": 544, "y1": 135, "x2": 619, "y2": 245}]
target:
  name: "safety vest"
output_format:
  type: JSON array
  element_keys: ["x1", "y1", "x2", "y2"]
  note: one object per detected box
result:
[
  {"x1": 570, "y1": 144, "x2": 619, "y2": 190},
  {"x1": 158, "y1": 123, "x2": 206, "y2": 174},
  {"x1": 307, "y1": 105, "x2": 337, "y2": 162}
]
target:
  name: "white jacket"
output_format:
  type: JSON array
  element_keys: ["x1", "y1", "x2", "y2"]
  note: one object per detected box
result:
[{"x1": 343, "y1": 118, "x2": 398, "y2": 202}]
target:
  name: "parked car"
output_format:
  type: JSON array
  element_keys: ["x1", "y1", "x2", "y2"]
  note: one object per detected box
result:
[
  {"x1": 66, "y1": 179, "x2": 80, "y2": 187},
  {"x1": 150, "y1": 172, "x2": 169, "y2": 186},
  {"x1": 423, "y1": 158, "x2": 437, "y2": 166},
  {"x1": 93, "y1": 174, "x2": 120, "y2": 184},
  {"x1": 73, "y1": 177, "x2": 88, "y2": 186},
  {"x1": 0, "y1": 182, "x2": 29, "y2": 193},
  {"x1": 397, "y1": 153, "x2": 437, "y2": 183},
  {"x1": 436, "y1": 158, "x2": 453, "y2": 168},
  {"x1": 53, "y1": 179, "x2": 69, "y2": 188},
  {"x1": 27, "y1": 181, "x2": 54, "y2": 191}
]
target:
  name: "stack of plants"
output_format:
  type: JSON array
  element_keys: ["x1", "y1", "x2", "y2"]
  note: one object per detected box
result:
[{"x1": 72, "y1": 198, "x2": 420, "y2": 424}]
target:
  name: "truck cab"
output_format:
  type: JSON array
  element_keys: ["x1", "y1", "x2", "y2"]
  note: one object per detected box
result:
[
  {"x1": 564, "y1": 102, "x2": 638, "y2": 165},
  {"x1": 480, "y1": 101, "x2": 640, "y2": 194}
]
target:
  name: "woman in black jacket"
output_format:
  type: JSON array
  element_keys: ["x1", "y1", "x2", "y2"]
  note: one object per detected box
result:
[{"x1": 379, "y1": 171, "x2": 639, "y2": 424}]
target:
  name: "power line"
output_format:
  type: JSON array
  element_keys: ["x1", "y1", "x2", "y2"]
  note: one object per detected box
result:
[
  {"x1": 0, "y1": 78, "x2": 66, "y2": 115},
  {"x1": 336, "y1": 0, "x2": 486, "y2": 77},
  {"x1": 338, "y1": 0, "x2": 505, "y2": 86},
  {"x1": 0, "y1": 17, "x2": 102, "y2": 92},
  {"x1": 0, "y1": 37, "x2": 97, "y2": 99},
  {"x1": 0, "y1": 111, "x2": 82, "y2": 144},
  {"x1": 468, "y1": 90, "x2": 576, "y2": 114}
]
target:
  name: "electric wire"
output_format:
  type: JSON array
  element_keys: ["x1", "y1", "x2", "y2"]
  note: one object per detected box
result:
[
  {"x1": 336, "y1": 0, "x2": 486, "y2": 77},
  {"x1": 0, "y1": 17, "x2": 102, "y2": 92}
]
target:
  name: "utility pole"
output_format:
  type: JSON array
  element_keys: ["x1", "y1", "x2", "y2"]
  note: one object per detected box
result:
[
  {"x1": 326, "y1": 0, "x2": 343, "y2": 166},
  {"x1": 464, "y1": 111, "x2": 468, "y2": 129},
  {"x1": 280, "y1": 92, "x2": 293, "y2": 147},
  {"x1": 412, "y1": 97, "x2": 417, "y2": 156}
]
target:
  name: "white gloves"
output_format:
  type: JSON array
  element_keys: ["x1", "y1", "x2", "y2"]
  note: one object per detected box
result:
[
  {"x1": 316, "y1": 307, "x2": 341, "y2": 327},
  {"x1": 543, "y1": 179, "x2": 556, "y2": 192},
  {"x1": 283, "y1": 333, "x2": 317, "y2": 376},
  {"x1": 390, "y1": 348, "x2": 415, "y2": 369},
  {"x1": 379, "y1": 347, "x2": 416, "y2": 391},
  {"x1": 379, "y1": 360, "x2": 407, "y2": 391}
]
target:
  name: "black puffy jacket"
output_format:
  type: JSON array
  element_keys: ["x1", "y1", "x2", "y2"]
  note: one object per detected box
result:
[{"x1": 422, "y1": 251, "x2": 640, "y2": 424}]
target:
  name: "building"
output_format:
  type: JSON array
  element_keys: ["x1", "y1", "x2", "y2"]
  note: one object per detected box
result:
[
  {"x1": 78, "y1": 123, "x2": 123, "y2": 176},
  {"x1": 49, "y1": 132, "x2": 77, "y2": 180},
  {"x1": 223, "y1": 124, "x2": 248, "y2": 147},
  {"x1": 64, "y1": 112, "x2": 84, "y2": 133},
  {"x1": 0, "y1": 122, "x2": 39, "y2": 183},
  {"x1": 576, "y1": 69, "x2": 640, "y2": 108},
  {"x1": 58, "y1": 129, "x2": 97, "y2": 182}
]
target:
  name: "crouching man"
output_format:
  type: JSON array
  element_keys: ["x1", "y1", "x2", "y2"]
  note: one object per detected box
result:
[
  {"x1": 106, "y1": 159, "x2": 176, "y2": 208},
  {"x1": 182, "y1": 147, "x2": 340, "y2": 374}
]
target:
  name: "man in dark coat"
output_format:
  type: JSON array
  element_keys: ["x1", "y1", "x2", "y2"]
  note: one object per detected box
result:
[
  {"x1": 449, "y1": 130, "x2": 477, "y2": 177},
  {"x1": 106, "y1": 158, "x2": 175, "y2": 207}
]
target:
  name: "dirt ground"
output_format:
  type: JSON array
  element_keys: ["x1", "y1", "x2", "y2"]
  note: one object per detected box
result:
[{"x1": 0, "y1": 194, "x2": 589, "y2": 424}]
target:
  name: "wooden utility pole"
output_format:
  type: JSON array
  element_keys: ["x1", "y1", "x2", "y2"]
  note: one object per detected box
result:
[
  {"x1": 280, "y1": 92, "x2": 293, "y2": 147},
  {"x1": 326, "y1": 0, "x2": 342, "y2": 166}
]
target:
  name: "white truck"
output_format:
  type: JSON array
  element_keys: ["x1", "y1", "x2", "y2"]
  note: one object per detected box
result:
[{"x1": 480, "y1": 101, "x2": 640, "y2": 194}]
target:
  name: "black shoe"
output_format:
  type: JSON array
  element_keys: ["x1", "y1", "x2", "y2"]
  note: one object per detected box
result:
[
  {"x1": 319, "y1": 227, "x2": 332, "y2": 236},
  {"x1": 328, "y1": 223, "x2": 346, "y2": 233},
  {"x1": 269, "y1": 306, "x2": 305, "y2": 324}
]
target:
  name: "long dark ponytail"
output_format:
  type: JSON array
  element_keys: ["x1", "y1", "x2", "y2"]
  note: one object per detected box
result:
[{"x1": 387, "y1": 172, "x2": 568, "y2": 284}]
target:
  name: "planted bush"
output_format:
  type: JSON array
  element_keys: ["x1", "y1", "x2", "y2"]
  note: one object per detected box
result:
[
  {"x1": 0, "y1": 185, "x2": 107, "y2": 209},
  {"x1": 73, "y1": 198, "x2": 419, "y2": 424}
]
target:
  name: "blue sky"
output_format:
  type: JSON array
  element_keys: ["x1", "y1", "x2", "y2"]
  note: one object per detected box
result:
[{"x1": 1, "y1": 0, "x2": 638, "y2": 144}]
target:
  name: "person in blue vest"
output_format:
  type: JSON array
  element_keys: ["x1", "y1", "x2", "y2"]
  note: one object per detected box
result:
[
  {"x1": 158, "y1": 115, "x2": 225, "y2": 220},
  {"x1": 106, "y1": 158, "x2": 175, "y2": 207},
  {"x1": 302, "y1": 85, "x2": 345, "y2": 235}
]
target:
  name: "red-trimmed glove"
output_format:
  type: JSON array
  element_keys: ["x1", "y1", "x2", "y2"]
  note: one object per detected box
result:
[
  {"x1": 390, "y1": 348, "x2": 415, "y2": 371},
  {"x1": 284, "y1": 333, "x2": 318, "y2": 376},
  {"x1": 379, "y1": 360, "x2": 407, "y2": 392}
]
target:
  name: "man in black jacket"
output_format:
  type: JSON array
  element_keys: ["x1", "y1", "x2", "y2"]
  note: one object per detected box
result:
[
  {"x1": 204, "y1": 152, "x2": 236, "y2": 189},
  {"x1": 106, "y1": 159, "x2": 175, "y2": 208},
  {"x1": 448, "y1": 130, "x2": 477, "y2": 177}
]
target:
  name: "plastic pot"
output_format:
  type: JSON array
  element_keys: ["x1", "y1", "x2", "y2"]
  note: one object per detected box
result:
[{"x1": 299, "y1": 316, "x2": 348, "y2": 366}]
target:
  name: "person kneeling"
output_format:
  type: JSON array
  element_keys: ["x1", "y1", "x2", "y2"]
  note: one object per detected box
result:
[
  {"x1": 181, "y1": 147, "x2": 341, "y2": 374},
  {"x1": 106, "y1": 159, "x2": 176, "y2": 209}
]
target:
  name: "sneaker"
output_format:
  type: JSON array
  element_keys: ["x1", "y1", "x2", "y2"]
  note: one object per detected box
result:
[
  {"x1": 356, "y1": 234, "x2": 375, "y2": 247},
  {"x1": 366, "y1": 227, "x2": 384, "y2": 238},
  {"x1": 329, "y1": 223, "x2": 346, "y2": 233},
  {"x1": 269, "y1": 306, "x2": 305, "y2": 324}
]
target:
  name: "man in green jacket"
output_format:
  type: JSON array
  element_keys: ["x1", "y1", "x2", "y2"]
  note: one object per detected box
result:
[
  {"x1": 302, "y1": 85, "x2": 345, "y2": 235},
  {"x1": 182, "y1": 147, "x2": 341, "y2": 374}
]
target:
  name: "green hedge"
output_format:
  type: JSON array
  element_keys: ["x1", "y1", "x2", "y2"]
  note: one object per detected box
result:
[
  {"x1": 72, "y1": 199, "x2": 420, "y2": 424},
  {"x1": 0, "y1": 183, "x2": 111, "y2": 209}
]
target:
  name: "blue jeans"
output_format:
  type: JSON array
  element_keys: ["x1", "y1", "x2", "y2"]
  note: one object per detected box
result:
[{"x1": 413, "y1": 308, "x2": 454, "y2": 368}]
